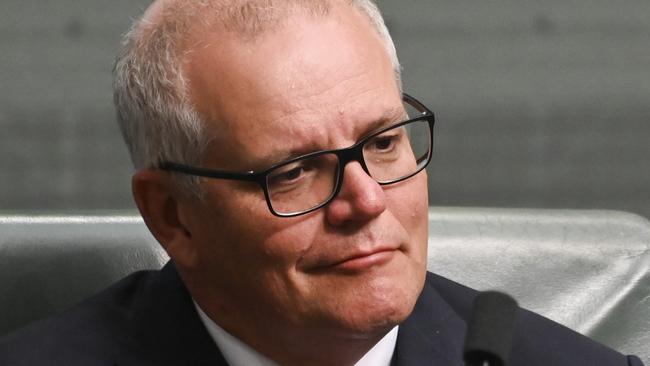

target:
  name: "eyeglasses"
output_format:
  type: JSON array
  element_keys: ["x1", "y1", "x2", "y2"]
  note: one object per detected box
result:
[{"x1": 160, "y1": 93, "x2": 435, "y2": 217}]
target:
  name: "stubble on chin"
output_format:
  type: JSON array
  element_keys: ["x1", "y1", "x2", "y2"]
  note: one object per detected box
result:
[{"x1": 311, "y1": 261, "x2": 425, "y2": 338}]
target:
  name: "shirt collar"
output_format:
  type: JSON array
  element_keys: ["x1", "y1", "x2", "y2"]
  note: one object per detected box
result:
[{"x1": 194, "y1": 301, "x2": 398, "y2": 366}]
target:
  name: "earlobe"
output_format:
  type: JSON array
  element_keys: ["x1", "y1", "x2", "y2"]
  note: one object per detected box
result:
[{"x1": 131, "y1": 170, "x2": 196, "y2": 267}]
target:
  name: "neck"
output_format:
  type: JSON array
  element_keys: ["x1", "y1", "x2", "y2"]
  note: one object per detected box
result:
[
  {"x1": 218, "y1": 310, "x2": 389, "y2": 366},
  {"x1": 182, "y1": 268, "x2": 398, "y2": 366}
]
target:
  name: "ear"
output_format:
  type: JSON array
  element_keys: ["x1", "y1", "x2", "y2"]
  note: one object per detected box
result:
[{"x1": 132, "y1": 169, "x2": 197, "y2": 267}]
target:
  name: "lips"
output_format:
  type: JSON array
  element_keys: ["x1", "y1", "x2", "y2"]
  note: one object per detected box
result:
[
  {"x1": 303, "y1": 245, "x2": 400, "y2": 273},
  {"x1": 331, "y1": 248, "x2": 397, "y2": 272}
]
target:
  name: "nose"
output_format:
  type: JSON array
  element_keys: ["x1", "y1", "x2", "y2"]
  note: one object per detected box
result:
[{"x1": 325, "y1": 161, "x2": 386, "y2": 226}]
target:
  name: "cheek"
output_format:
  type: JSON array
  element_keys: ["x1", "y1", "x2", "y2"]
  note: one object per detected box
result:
[
  {"x1": 389, "y1": 173, "x2": 428, "y2": 228},
  {"x1": 386, "y1": 173, "x2": 429, "y2": 259},
  {"x1": 199, "y1": 202, "x2": 324, "y2": 319},
  {"x1": 188, "y1": 187, "x2": 266, "y2": 272},
  {"x1": 188, "y1": 190, "x2": 316, "y2": 309},
  {"x1": 198, "y1": 185, "x2": 317, "y2": 274}
]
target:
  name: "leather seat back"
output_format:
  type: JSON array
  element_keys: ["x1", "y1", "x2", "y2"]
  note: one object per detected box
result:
[
  {"x1": 1, "y1": 208, "x2": 648, "y2": 360},
  {"x1": 426, "y1": 207, "x2": 649, "y2": 361},
  {"x1": 0, "y1": 215, "x2": 168, "y2": 336}
]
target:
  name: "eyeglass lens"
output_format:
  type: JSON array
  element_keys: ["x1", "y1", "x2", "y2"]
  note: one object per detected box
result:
[{"x1": 265, "y1": 118, "x2": 431, "y2": 216}]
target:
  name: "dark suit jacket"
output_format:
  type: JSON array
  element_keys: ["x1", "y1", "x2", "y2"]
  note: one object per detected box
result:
[{"x1": 0, "y1": 262, "x2": 644, "y2": 365}]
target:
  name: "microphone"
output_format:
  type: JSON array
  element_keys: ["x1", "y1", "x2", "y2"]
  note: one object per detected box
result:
[{"x1": 463, "y1": 291, "x2": 519, "y2": 366}]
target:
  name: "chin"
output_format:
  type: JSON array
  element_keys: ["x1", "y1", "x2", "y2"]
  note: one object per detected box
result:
[{"x1": 329, "y1": 266, "x2": 426, "y2": 338}]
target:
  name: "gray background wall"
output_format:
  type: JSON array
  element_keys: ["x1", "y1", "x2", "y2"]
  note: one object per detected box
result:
[{"x1": 1, "y1": 0, "x2": 649, "y2": 218}]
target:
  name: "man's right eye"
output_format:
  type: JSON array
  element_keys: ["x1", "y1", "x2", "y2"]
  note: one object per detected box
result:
[
  {"x1": 277, "y1": 167, "x2": 303, "y2": 182},
  {"x1": 268, "y1": 164, "x2": 308, "y2": 187}
]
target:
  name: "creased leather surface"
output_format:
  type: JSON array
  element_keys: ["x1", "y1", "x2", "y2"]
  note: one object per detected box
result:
[
  {"x1": 0, "y1": 215, "x2": 169, "y2": 336},
  {"x1": 427, "y1": 207, "x2": 650, "y2": 362},
  {"x1": 1, "y1": 208, "x2": 648, "y2": 361}
]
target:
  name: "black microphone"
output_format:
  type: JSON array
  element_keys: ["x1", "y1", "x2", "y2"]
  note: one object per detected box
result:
[{"x1": 463, "y1": 291, "x2": 519, "y2": 366}]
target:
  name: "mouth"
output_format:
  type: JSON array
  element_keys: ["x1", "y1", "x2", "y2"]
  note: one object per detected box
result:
[{"x1": 308, "y1": 247, "x2": 399, "y2": 274}]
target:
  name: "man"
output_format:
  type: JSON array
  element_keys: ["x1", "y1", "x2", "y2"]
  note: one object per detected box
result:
[{"x1": 0, "y1": 0, "x2": 644, "y2": 365}]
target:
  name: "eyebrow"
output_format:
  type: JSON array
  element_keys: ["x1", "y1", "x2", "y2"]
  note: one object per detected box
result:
[{"x1": 361, "y1": 106, "x2": 407, "y2": 138}]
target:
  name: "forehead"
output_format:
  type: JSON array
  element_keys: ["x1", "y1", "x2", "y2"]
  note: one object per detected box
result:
[{"x1": 185, "y1": 3, "x2": 401, "y2": 169}]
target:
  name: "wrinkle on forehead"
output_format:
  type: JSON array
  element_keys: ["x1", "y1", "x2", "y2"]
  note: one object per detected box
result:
[
  {"x1": 237, "y1": 96, "x2": 405, "y2": 168},
  {"x1": 175, "y1": 0, "x2": 400, "y2": 171}
]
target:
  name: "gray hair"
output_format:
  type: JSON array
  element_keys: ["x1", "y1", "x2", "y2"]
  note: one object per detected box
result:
[{"x1": 113, "y1": 0, "x2": 401, "y2": 191}]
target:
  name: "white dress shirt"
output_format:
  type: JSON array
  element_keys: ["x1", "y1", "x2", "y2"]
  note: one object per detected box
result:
[{"x1": 194, "y1": 302, "x2": 398, "y2": 366}]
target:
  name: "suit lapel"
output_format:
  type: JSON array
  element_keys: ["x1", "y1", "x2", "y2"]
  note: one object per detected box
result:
[
  {"x1": 393, "y1": 273, "x2": 468, "y2": 366},
  {"x1": 117, "y1": 262, "x2": 230, "y2": 366}
]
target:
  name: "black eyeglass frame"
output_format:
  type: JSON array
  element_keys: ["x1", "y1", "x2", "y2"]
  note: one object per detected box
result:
[{"x1": 160, "y1": 93, "x2": 435, "y2": 217}]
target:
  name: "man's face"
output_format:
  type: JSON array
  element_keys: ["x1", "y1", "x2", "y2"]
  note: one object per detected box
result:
[{"x1": 181, "y1": 6, "x2": 429, "y2": 341}]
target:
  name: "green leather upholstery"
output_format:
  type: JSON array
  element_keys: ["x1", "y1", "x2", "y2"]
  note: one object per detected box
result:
[
  {"x1": 426, "y1": 208, "x2": 649, "y2": 362},
  {"x1": 0, "y1": 215, "x2": 168, "y2": 337},
  {"x1": 1, "y1": 208, "x2": 648, "y2": 360}
]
